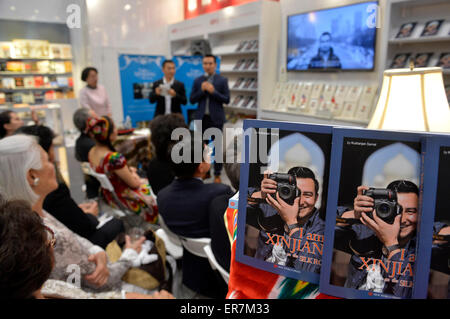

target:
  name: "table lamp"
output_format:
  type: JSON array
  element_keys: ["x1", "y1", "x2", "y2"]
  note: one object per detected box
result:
[{"x1": 368, "y1": 65, "x2": 450, "y2": 132}]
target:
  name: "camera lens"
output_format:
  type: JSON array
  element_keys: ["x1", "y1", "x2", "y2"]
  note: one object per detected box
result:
[
  {"x1": 377, "y1": 203, "x2": 391, "y2": 218},
  {"x1": 280, "y1": 187, "x2": 290, "y2": 196}
]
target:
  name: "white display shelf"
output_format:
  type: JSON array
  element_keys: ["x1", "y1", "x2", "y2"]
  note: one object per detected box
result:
[
  {"x1": 389, "y1": 35, "x2": 450, "y2": 44},
  {"x1": 220, "y1": 69, "x2": 258, "y2": 74},
  {"x1": 230, "y1": 88, "x2": 257, "y2": 93},
  {"x1": 259, "y1": 109, "x2": 368, "y2": 128},
  {"x1": 224, "y1": 105, "x2": 257, "y2": 115},
  {"x1": 216, "y1": 50, "x2": 259, "y2": 57}
]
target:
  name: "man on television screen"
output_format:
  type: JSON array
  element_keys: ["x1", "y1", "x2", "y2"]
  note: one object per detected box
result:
[{"x1": 308, "y1": 32, "x2": 342, "y2": 70}]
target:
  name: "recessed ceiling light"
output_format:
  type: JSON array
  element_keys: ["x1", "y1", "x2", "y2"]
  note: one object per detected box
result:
[
  {"x1": 10, "y1": 6, "x2": 16, "y2": 11},
  {"x1": 124, "y1": 4, "x2": 131, "y2": 11}
]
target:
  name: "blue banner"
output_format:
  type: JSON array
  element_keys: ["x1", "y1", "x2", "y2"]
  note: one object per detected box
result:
[{"x1": 118, "y1": 54, "x2": 164, "y2": 127}]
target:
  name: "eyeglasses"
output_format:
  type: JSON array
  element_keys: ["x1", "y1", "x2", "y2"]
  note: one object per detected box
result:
[{"x1": 44, "y1": 225, "x2": 56, "y2": 249}]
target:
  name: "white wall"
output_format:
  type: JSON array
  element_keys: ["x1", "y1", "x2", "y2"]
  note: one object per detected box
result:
[
  {"x1": 85, "y1": 0, "x2": 185, "y2": 124},
  {"x1": 279, "y1": 0, "x2": 389, "y2": 86}
]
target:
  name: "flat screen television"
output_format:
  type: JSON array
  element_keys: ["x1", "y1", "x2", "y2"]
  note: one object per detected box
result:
[{"x1": 287, "y1": 1, "x2": 378, "y2": 72}]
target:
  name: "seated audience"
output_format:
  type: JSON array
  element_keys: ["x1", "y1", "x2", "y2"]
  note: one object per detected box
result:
[
  {"x1": 16, "y1": 124, "x2": 124, "y2": 249},
  {"x1": 157, "y1": 135, "x2": 233, "y2": 298},
  {"x1": 86, "y1": 116, "x2": 157, "y2": 223},
  {"x1": 73, "y1": 107, "x2": 100, "y2": 199},
  {"x1": 0, "y1": 134, "x2": 149, "y2": 293},
  {"x1": 0, "y1": 198, "x2": 174, "y2": 299},
  {"x1": 209, "y1": 134, "x2": 242, "y2": 273},
  {"x1": 146, "y1": 113, "x2": 188, "y2": 195}
]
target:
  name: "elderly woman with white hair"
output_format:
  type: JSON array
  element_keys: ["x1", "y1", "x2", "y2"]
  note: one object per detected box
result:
[{"x1": 0, "y1": 134, "x2": 146, "y2": 293}]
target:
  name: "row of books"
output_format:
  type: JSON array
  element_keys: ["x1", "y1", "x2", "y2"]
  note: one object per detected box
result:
[
  {"x1": 233, "y1": 58, "x2": 258, "y2": 70},
  {"x1": 0, "y1": 40, "x2": 72, "y2": 59},
  {"x1": 235, "y1": 119, "x2": 450, "y2": 299},
  {"x1": 230, "y1": 95, "x2": 257, "y2": 109},
  {"x1": 232, "y1": 77, "x2": 257, "y2": 90},
  {"x1": 235, "y1": 39, "x2": 258, "y2": 52},
  {"x1": 0, "y1": 76, "x2": 74, "y2": 90},
  {"x1": 395, "y1": 19, "x2": 450, "y2": 39},
  {"x1": 0, "y1": 60, "x2": 73, "y2": 73},
  {"x1": 390, "y1": 51, "x2": 450, "y2": 69},
  {"x1": 267, "y1": 82, "x2": 378, "y2": 122},
  {"x1": 0, "y1": 90, "x2": 75, "y2": 105}
]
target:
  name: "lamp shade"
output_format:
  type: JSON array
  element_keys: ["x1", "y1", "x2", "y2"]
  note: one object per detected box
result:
[{"x1": 368, "y1": 67, "x2": 450, "y2": 132}]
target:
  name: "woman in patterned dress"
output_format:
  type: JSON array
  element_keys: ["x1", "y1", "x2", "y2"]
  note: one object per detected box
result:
[{"x1": 86, "y1": 116, "x2": 158, "y2": 223}]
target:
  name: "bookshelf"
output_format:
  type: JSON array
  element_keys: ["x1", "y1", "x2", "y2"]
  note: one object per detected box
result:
[{"x1": 0, "y1": 41, "x2": 75, "y2": 107}]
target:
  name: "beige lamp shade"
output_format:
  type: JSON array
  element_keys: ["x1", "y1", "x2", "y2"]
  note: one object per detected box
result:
[{"x1": 368, "y1": 67, "x2": 450, "y2": 132}]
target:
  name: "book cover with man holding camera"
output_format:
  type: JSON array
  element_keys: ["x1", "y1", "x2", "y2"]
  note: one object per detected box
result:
[
  {"x1": 320, "y1": 127, "x2": 424, "y2": 299},
  {"x1": 235, "y1": 120, "x2": 333, "y2": 283}
]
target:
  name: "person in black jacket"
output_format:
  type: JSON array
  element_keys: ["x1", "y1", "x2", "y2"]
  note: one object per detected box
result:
[
  {"x1": 308, "y1": 32, "x2": 342, "y2": 69},
  {"x1": 149, "y1": 59, "x2": 187, "y2": 118},
  {"x1": 157, "y1": 135, "x2": 233, "y2": 298},
  {"x1": 73, "y1": 107, "x2": 101, "y2": 199},
  {"x1": 16, "y1": 125, "x2": 124, "y2": 249}
]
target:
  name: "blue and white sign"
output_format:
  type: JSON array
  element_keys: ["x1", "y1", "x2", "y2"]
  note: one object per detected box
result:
[{"x1": 118, "y1": 54, "x2": 164, "y2": 127}]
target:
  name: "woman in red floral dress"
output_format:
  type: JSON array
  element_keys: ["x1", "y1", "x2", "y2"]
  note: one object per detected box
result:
[{"x1": 86, "y1": 116, "x2": 157, "y2": 223}]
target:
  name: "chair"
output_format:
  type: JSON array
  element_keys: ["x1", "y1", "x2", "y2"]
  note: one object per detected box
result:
[
  {"x1": 203, "y1": 244, "x2": 230, "y2": 284},
  {"x1": 155, "y1": 215, "x2": 183, "y2": 259},
  {"x1": 80, "y1": 162, "x2": 129, "y2": 218}
]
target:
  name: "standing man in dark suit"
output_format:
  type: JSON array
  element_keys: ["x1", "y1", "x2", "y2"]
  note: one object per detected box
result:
[
  {"x1": 150, "y1": 59, "x2": 187, "y2": 117},
  {"x1": 190, "y1": 54, "x2": 230, "y2": 183}
]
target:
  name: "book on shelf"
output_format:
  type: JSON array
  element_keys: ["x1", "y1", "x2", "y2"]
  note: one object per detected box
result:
[
  {"x1": 233, "y1": 77, "x2": 245, "y2": 89},
  {"x1": 48, "y1": 75, "x2": 58, "y2": 87},
  {"x1": 235, "y1": 40, "x2": 248, "y2": 52},
  {"x1": 242, "y1": 78, "x2": 255, "y2": 89},
  {"x1": 251, "y1": 78, "x2": 258, "y2": 90},
  {"x1": 52, "y1": 61, "x2": 66, "y2": 73},
  {"x1": 44, "y1": 90, "x2": 56, "y2": 100},
  {"x1": 436, "y1": 52, "x2": 450, "y2": 69},
  {"x1": 34, "y1": 76, "x2": 44, "y2": 87},
  {"x1": 414, "y1": 53, "x2": 433, "y2": 68},
  {"x1": 252, "y1": 59, "x2": 258, "y2": 70},
  {"x1": 21, "y1": 92, "x2": 35, "y2": 104},
  {"x1": 68, "y1": 77, "x2": 74, "y2": 87},
  {"x1": 6, "y1": 61, "x2": 23, "y2": 72},
  {"x1": 33, "y1": 91, "x2": 45, "y2": 104},
  {"x1": 36, "y1": 61, "x2": 50, "y2": 73},
  {"x1": 0, "y1": 92, "x2": 5, "y2": 104},
  {"x1": 233, "y1": 58, "x2": 246, "y2": 70},
  {"x1": 2, "y1": 78, "x2": 15, "y2": 89},
  {"x1": 242, "y1": 58, "x2": 255, "y2": 70},
  {"x1": 50, "y1": 44, "x2": 62, "y2": 59},
  {"x1": 231, "y1": 95, "x2": 244, "y2": 107},
  {"x1": 56, "y1": 77, "x2": 69, "y2": 87},
  {"x1": 338, "y1": 101, "x2": 358, "y2": 119},
  {"x1": 390, "y1": 53, "x2": 411, "y2": 69},
  {"x1": 395, "y1": 22, "x2": 417, "y2": 39},
  {"x1": 12, "y1": 39, "x2": 50, "y2": 59},
  {"x1": 12, "y1": 92, "x2": 23, "y2": 104},
  {"x1": 241, "y1": 96, "x2": 254, "y2": 108},
  {"x1": 0, "y1": 61, "x2": 6, "y2": 72},
  {"x1": 0, "y1": 42, "x2": 11, "y2": 59},
  {"x1": 244, "y1": 40, "x2": 257, "y2": 51},
  {"x1": 420, "y1": 19, "x2": 444, "y2": 37},
  {"x1": 345, "y1": 85, "x2": 363, "y2": 103},
  {"x1": 64, "y1": 61, "x2": 73, "y2": 73},
  {"x1": 310, "y1": 83, "x2": 324, "y2": 100},
  {"x1": 14, "y1": 77, "x2": 24, "y2": 88},
  {"x1": 61, "y1": 44, "x2": 73, "y2": 59}
]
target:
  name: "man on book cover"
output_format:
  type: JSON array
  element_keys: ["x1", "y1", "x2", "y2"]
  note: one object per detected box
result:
[
  {"x1": 335, "y1": 180, "x2": 419, "y2": 298},
  {"x1": 248, "y1": 167, "x2": 325, "y2": 274}
]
